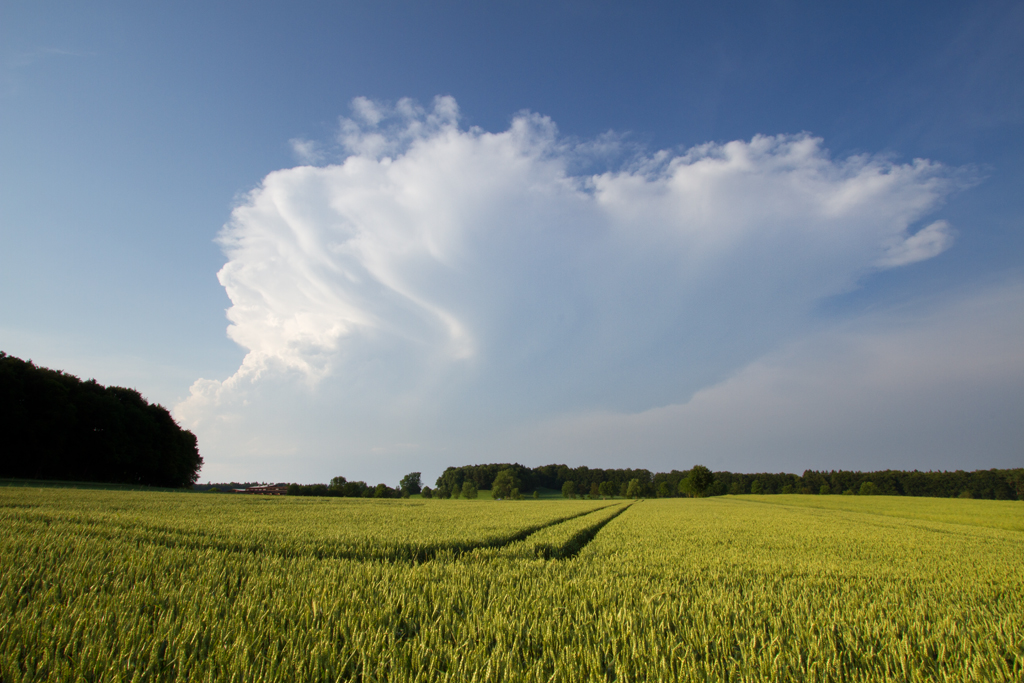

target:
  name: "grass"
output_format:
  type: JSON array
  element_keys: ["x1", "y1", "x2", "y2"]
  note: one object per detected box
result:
[
  {"x1": 0, "y1": 477, "x2": 189, "y2": 493},
  {"x1": 1, "y1": 489, "x2": 1021, "y2": 682},
  {"x1": 736, "y1": 493, "x2": 1024, "y2": 531}
]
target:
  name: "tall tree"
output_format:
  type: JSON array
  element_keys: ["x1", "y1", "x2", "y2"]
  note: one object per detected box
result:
[
  {"x1": 678, "y1": 465, "x2": 714, "y2": 497},
  {"x1": 400, "y1": 472, "x2": 422, "y2": 495},
  {"x1": 491, "y1": 468, "x2": 520, "y2": 499}
]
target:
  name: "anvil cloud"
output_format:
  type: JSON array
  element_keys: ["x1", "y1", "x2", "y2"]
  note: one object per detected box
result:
[{"x1": 175, "y1": 97, "x2": 966, "y2": 482}]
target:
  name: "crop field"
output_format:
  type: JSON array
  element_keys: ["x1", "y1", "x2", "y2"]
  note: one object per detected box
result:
[{"x1": 1, "y1": 490, "x2": 1022, "y2": 682}]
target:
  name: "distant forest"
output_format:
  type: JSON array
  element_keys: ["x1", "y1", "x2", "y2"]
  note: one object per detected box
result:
[
  {"x1": 275, "y1": 462, "x2": 1023, "y2": 501},
  {"x1": 435, "y1": 463, "x2": 1024, "y2": 500},
  {"x1": 0, "y1": 353, "x2": 202, "y2": 488}
]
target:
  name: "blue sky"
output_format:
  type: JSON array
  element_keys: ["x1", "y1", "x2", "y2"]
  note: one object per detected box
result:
[{"x1": 2, "y1": 1, "x2": 1022, "y2": 485}]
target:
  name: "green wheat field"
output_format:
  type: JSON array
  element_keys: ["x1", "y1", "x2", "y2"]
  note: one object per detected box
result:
[{"x1": 2, "y1": 489, "x2": 1022, "y2": 682}]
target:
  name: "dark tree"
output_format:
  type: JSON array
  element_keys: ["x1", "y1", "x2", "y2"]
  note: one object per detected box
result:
[
  {"x1": 679, "y1": 465, "x2": 714, "y2": 498},
  {"x1": 561, "y1": 481, "x2": 576, "y2": 499},
  {"x1": 400, "y1": 472, "x2": 422, "y2": 495},
  {"x1": 0, "y1": 353, "x2": 202, "y2": 488},
  {"x1": 859, "y1": 481, "x2": 880, "y2": 496},
  {"x1": 491, "y1": 468, "x2": 520, "y2": 499},
  {"x1": 1009, "y1": 470, "x2": 1024, "y2": 500}
]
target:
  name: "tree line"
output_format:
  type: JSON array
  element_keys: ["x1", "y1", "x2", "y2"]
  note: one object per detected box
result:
[
  {"x1": 435, "y1": 463, "x2": 1024, "y2": 500},
  {"x1": 280, "y1": 473, "x2": 427, "y2": 499},
  {"x1": 276, "y1": 463, "x2": 1022, "y2": 501},
  {"x1": 0, "y1": 353, "x2": 203, "y2": 488}
]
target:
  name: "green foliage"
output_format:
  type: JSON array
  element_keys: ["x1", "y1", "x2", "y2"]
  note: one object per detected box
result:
[
  {"x1": 435, "y1": 463, "x2": 658, "y2": 498},
  {"x1": 420, "y1": 486, "x2": 433, "y2": 499},
  {"x1": 434, "y1": 461, "x2": 1023, "y2": 502},
  {"x1": 532, "y1": 491, "x2": 540, "y2": 500},
  {"x1": 859, "y1": 481, "x2": 880, "y2": 496},
  {"x1": 678, "y1": 465, "x2": 714, "y2": 498},
  {"x1": 290, "y1": 480, "x2": 372, "y2": 497},
  {"x1": 1009, "y1": 469, "x2": 1024, "y2": 499},
  {"x1": 561, "y1": 481, "x2": 576, "y2": 499},
  {"x1": 750, "y1": 480, "x2": 764, "y2": 495},
  {"x1": 819, "y1": 484, "x2": 831, "y2": 495},
  {"x1": 0, "y1": 352, "x2": 202, "y2": 488},
  {"x1": 3, "y1": 490, "x2": 1021, "y2": 682},
  {"x1": 399, "y1": 472, "x2": 422, "y2": 495},
  {"x1": 491, "y1": 469, "x2": 520, "y2": 500},
  {"x1": 626, "y1": 478, "x2": 642, "y2": 499},
  {"x1": 461, "y1": 481, "x2": 478, "y2": 499},
  {"x1": 598, "y1": 481, "x2": 615, "y2": 499}
]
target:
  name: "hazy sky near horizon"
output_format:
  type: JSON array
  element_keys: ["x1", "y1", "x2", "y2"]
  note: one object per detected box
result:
[{"x1": 2, "y1": 2, "x2": 1022, "y2": 485}]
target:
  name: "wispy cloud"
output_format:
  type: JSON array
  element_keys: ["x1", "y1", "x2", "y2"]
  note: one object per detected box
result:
[
  {"x1": 875, "y1": 220, "x2": 955, "y2": 268},
  {"x1": 2, "y1": 47, "x2": 93, "y2": 94},
  {"x1": 4, "y1": 47, "x2": 89, "y2": 70},
  {"x1": 289, "y1": 138, "x2": 323, "y2": 165},
  {"x1": 176, "y1": 96, "x2": 970, "y2": 481}
]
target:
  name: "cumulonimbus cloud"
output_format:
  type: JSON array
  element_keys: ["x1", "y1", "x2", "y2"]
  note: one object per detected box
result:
[{"x1": 176, "y1": 96, "x2": 966, "y2": 463}]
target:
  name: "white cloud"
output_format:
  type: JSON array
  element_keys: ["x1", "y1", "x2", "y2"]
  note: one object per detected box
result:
[
  {"x1": 875, "y1": 220, "x2": 955, "y2": 267},
  {"x1": 289, "y1": 138, "x2": 323, "y2": 165},
  {"x1": 176, "y1": 97, "x2": 971, "y2": 482}
]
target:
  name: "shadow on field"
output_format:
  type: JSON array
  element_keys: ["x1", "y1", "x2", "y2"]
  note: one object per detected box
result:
[
  {"x1": 12, "y1": 501, "x2": 620, "y2": 565},
  {"x1": 424, "y1": 505, "x2": 618, "y2": 563},
  {"x1": 533, "y1": 502, "x2": 634, "y2": 560}
]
